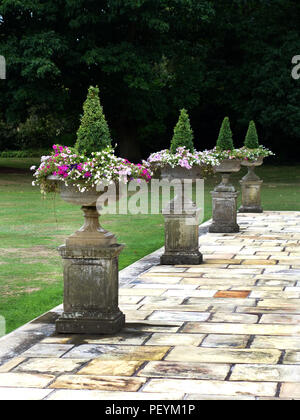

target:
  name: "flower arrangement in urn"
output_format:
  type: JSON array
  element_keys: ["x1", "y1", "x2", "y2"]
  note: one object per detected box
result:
[
  {"x1": 147, "y1": 108, "x2": 218, "y2": 179},
  {"x1": 32, "y1": 86, "x2": 152, "y2": 196},
  {"x1": 237, "y1": 120, "x2": 274, "y2": 164},
  {"x1": 210, "y1": 116, "x2": 241, "y2": 172}
]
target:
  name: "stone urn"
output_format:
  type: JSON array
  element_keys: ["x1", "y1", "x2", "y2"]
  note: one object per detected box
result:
[
  {"x1": 157, "y1": 163, "x2": 204, "y2": 180},
  {"x1": 209, "y1": 159, "x2": 241, "y2": 233},
  {"x1": 47, "y1": 176, "x2": 125, "y2": 334},
  {"x1": 151, "y1": 163, "x2": 203, "y2": 265},
  {"x1": 239, "y1": 157, "x2": 264, "y2": 213}
]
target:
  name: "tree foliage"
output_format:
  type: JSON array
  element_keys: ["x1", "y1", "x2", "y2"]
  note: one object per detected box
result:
[{"x1": 0, "y1": 0, "x2": 300, "y2": 161}]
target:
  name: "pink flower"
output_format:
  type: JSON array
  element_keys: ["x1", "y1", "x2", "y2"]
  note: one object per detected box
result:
[{"x1": 84, "y1": 171, "x2": 92, "y2": 178}]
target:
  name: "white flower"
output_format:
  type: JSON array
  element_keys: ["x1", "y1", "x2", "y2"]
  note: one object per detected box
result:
[{"x1": 30, "y1": 166, "x2": 36, "y2": 171}]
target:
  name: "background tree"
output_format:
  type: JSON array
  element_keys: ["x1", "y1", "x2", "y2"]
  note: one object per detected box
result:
[{"x1": 0, "y1": 0, "x2": 300, "y2": 162}]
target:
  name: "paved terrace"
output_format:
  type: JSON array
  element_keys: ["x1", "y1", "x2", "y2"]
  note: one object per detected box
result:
[{"x1": 0, "y1": 211, "x2": 300, "y2": 400}]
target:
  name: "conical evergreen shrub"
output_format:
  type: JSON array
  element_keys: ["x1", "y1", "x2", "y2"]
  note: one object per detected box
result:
[
  {"x1": 75, "y1": 86, "x2": 111, "y2": 156},
  {"x1": 244, "y1": 120, "x2": 259, "y2": 149},
  {"x1": 170, "y1": 109, "x2": 194, "y2": 154},
  {"x1": 216, "y1": 117, "x2": 234, "y2": 151}
]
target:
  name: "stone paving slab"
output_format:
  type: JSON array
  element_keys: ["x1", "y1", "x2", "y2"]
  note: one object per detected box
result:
[{"x1": 0, "y1": 212, "x2": 300, "y2": 400}]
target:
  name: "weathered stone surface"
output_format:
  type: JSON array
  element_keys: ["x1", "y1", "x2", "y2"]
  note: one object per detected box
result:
[
  {"x1": 56, "y1": 243, "x2": 125, "y2": 334},
  {"x1": 231, "y1": 364, "x2": 300, "y2": 382},
  {"x1": 166, "y1": 346, "x2": 280, "y2": 364},
  {"x1": 214, "y1": 290, "x2": 250, "y2": 298},
  {"x1": 62, "y1": 344, "x2": 170, "y2": 361},
  {"x1": 48, "y1": 390, "x2": 184, "y2": 400},
  {"x1": 201, "y1": 334, "x2": 249, "y2": 348},
  {"x1": 209, "y1": 313, "x2": 258, "y2": 324},
  {"x1": 251, "y1": 335, "x2": 300, "y2": 350},
  {"x1": 145, "y1": 333, "x2": 205, "y2": 346},
  {"x1": 0, "y1": 372, "x2": 54, "y2": 388},
  {"x1": 182, "y1": 322, "x2": 300, "y2": 336},
  {"x1": 138, "y1": 361, "x2": 230, "y2": 380},
  {"x1": 209, "y1": 190, "x2": 240, "y2": 233},
  {"x1": 77, "y1": 360, "x2": 143, "y2": 376},
  {"x1": 160, "y1": 196, "x2": 203, "y2": 265},
  {"x1": 49, "y1": 375, "x2": 146, "y2": 391},
  {"x1": 283, "y1": 351, "x2": 300, "y2": 364},
  {"x1": 148, "y1": 311, "x2": 210, "y2": 322},
  {"x1": 21, "y1": 344, "x2": 74, "y2": 358},
  {"x1": 143, "y1": 378, "x2": 277, "y2": 397},
  {"x1": 0, "y1": 388, "x2": 52, "y2": 400},
  {"x1": 280, "y1": 383, "x2": 300, "y2": 399},
  {"x1": 0, "y1": 357, "x2": 25, "y2": 373},
  {"x1": 15, "y1": 358, "x2": 85, "y2": 374}
]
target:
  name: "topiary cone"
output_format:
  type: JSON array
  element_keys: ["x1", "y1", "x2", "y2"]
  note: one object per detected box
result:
[
  {"x1": 170, "y1": 108, "x2": 194, "y2": 154},
  {"x1": 75, "y1": 86, "x2": 112, "y2": 156},
  {"x1": 244, "y1": 120, "x2": 259, "y2": 149},
  {"x1": 216, "y1": 117, "x2": 234, "y2": 151}
]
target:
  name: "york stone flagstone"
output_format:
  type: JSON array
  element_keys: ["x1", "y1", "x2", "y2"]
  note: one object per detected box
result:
[
  {"x1": 259, "y1": 314, "x2": 300, "y2": 324},
  {"x1": 148, "y1": 311, "x2": 210, "y2": 322},
  {"x1": 231, "y1": 364, "x2": 300, "y2": 382},
  {"x1": 209, "y1": 313, "x2": 259, "y2": 324},
  {"x1": 182, "y1": 322, "x2": 300, "y2": 336},
  {"x1": 201, "y1": 334, "x2": 250, "y2": 349},
  {"x1": 124, "y1": 321, "x2": 183, "y2": 333},
  {"x1": 166, "y1": 346, "x2": 280, "y2": 364},
  {"x1": 137, "y1": 361, "x2": 230, "y2": 380},
  {"x1": 48, "y1": 390, "x2": 184, "y2": 400},
  {"x1": 142, "y1": 378, "x2": 277, "y2": 397},
  {"x1": 0, "y1": 372, "x2": 54, "y2": 388},
  {"x1": 62, "y1": 344, "x2": 170, "y2": 361},
  {"x1": 21, "y1": 343, "x2": 74, "y2": 358},
  {"x1": 145, "y1": 333, "x2": 205, "y2": 347},
  {"x1": 0, "y1": 388, "x2": 52, "y2": 401},
  {"x1": 283, "y1": 351, "x2": 300, "y2": 364},
  {"x1": 77, "y1": 360, "x2": 143, "y2": 376},
  {"x1": 280, "y1": 383, "x2": 300, "y2": 399},
  {"x1": 73, "y1": 332, "x2": 151, "y2": 346},
  {"x1": 186, "y1": 298, "x2": 256, "y2": 307},
  {"x1": 251, "y1": 335, "x2": 300, "y2": 350},
  {"x1": 49, "y1": 375, "x2": 146, "y2": 392},
  {"x1": 15, "y1": 358, "x2": 86, "y2": 374}
]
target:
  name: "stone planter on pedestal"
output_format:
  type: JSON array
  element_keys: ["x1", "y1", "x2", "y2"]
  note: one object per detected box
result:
[
  {"x1": 48, "y1": 177, "x2": 125, "y2": 334},
  {"x1": 157, "y1": 164, "x2": 203, "y2": 265},
  {"x1": 209, "y1": 159, "x2": 241, "y2": 233},
  {"x1": 239, "y1": 157, "x2": 264, "y2": 213}
]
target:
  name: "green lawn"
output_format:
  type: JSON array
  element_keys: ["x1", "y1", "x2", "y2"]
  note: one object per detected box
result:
[{"x1": 0, "y1": 158, "x2": 299, "y2": 334}]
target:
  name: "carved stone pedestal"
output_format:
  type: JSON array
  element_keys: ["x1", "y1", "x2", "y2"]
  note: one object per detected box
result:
[
  {"x1": 55, "y1": 205, "x2": 125, "y2": 334},
  {"x1": 209, "y1": 189, "x2": 239, "y2": 233},
  {"x1": 239, "y1": 161, "x2": 263, "y2": 213},
  {"x1": 160, "y1": 195, "x2": 202, "y2": 265},
  {"x1": 209, "y1": 160, "x2": 241, "y2": 233}
]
